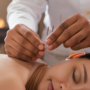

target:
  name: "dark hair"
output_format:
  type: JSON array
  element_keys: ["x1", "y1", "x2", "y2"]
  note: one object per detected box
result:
[{"x1": 79, "y1": 53, "x2": 90, "y2": 59}]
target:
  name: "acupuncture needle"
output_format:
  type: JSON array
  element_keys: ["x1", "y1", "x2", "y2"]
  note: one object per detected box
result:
[
  {"x1": 47, "y1": 27, "x2": 49, "y2": 36},
  {"x1": 45, "y1": 15, "x2": 62, "y2": 59},
  {"x1": 52, "y1": 26, "x2": 54, "y2": 32},
  {"x1": 45, "y1": 27, "x2": 49, "y2": 50},
  {"x1": 45, "y1": 26, "x2": 54, "y2": 50}
]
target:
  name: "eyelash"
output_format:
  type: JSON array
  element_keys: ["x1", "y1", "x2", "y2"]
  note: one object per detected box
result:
[{"x1": 72, "y1": 69, "x2": 76, "y2": 83}]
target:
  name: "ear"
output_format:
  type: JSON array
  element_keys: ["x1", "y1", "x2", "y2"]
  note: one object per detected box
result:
[{"x1": 65, "y1": 52, "x2": 85, "y2": 61}]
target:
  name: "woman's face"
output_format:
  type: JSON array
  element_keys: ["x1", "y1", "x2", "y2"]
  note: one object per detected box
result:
[{"x1": 38, "y1": 58, "x2": 90, "y2": 90}]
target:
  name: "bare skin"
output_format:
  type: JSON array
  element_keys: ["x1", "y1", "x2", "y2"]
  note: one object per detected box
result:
[
  {"x1": 5, "y1": 14, "x2": 90, "y2": 62},
  {"x1": 0, "y1": 54, "x2": 45, "y2": 90},
  {"x1": 0, "y1": 54, "x2": 90, "y2": 90},
  {"x1": 38, "y1": 58, "x2": 90, "y2": 90},
  {"x1": 5, "y1": 24, "x2": 45, "y2": 62},
  {"x1": 46, "y1": 14, "x2": 90, "y2": 51}
]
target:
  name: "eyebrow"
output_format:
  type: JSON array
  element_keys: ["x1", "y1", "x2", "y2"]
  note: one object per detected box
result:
[{"x1": 83, "y1": 65, "x2": 87, "y2": 83}]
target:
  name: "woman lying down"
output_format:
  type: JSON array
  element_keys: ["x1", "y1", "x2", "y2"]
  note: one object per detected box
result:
[{"x1": 0, "y1": 52, "x2": 90, "y2": 90}]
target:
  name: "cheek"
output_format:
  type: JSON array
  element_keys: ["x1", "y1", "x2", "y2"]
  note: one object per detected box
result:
[
  {"x1": 52, "y1": 68, "x2": 74, "y2": 88},
  {"x1": 54, "y1": 70, "x2": 69, "y2": 82},
  {"x1": 52, "y1": 63, "x2": 74, "y2": 83}
]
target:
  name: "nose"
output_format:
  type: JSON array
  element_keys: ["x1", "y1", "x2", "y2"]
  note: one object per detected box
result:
[{"x1": 60, "y1": 83, "x2": 67, "y2": 90}]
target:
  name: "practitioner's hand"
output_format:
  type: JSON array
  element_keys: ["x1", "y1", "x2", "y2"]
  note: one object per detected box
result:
[
  {"x1": 5, "y1": 24, "x2": 45, "y2": 62},
  {"x1": 46, "y1": 14, "x2": 90, "y2": 50}
]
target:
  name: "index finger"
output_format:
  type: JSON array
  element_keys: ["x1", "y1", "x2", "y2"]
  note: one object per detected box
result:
[
  {"x1": 15, "y1": 24, "x2": 45, "y2": 50},
  {"x1": 46, "y1": 14, "x2": 81, "y2": 45}
]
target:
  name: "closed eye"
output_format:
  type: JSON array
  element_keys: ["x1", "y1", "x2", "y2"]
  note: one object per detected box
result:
[
  {"x1": 72, "y1": 68, "x2": 81, "y2": 84},
  {"x1": 72, "y1": 69, "x2": 76, "y2": 83}
]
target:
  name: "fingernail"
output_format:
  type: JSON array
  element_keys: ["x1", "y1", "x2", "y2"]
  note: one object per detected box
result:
[
  {"x1": 38, "y1": 51, "x2": 44, "y2": 56},
  {"x1": 46, "y1": 39, "x2": 52, "y2": 45},
  {"x1": 38, "y1": 44, "x2": 43, "y2": 50},
  {"x1": 32, "y1": 57, "x2": 37, "y2": 61},
  {"x1": 47, "y1": 45, "x2": 53, "y2": 50}
]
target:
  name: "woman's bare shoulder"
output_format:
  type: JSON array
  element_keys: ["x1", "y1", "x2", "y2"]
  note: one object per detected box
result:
[
  {"x1": 0, "y1": 54, "x2": 43, "y2": 70},
  {"x1": 0, "y1": 72, "x2": 26, "y2": 90},
  {"x1": 0, "y1": 54, "x2": 47, "y2": 66},
  {"x1": 0, "y1": 54, "x2": 47, "y2": 88},
  {"x1": 0, "y1": 54, "x2": 25, "y2": 89}
]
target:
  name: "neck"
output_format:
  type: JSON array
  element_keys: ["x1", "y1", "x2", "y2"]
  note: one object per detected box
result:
[
  {"x1": 17, "y1": 61, "x2": 41, "y2": 85},
  {"x1": 26, "y1": 64, "x2": 48, "y2": 90},
  {"x1": 37, "y1": 67, "x2": 51, "y2": 90}
]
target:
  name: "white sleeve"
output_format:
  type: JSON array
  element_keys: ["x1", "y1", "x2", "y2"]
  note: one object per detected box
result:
[{"x1": 7, "y1": 0, "x2": 47, "y2": 32}]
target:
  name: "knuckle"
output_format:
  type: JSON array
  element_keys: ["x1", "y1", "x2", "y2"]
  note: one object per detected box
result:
[
  {"x1": 6, "y1": 30, "x2": 12, "y2": 36},
  {"x1": 20, "y1": 39, "x2": 26, "y2": 45},
  {"x1": 54, "y1": 40, "x2": 60, "y2": 46},
  {"x1": 18, "y1": 47, "x2": 23, "y2": 53},
  {"x1": 64, "y1": 30, "x2": 71, "y2": 38},
  {"x1": 72, "y1": 45, "x2": 81, "y2": 50},
  {"x1": 76, "y1": 13, "x2": 81, "y2": 18},
  {"x1": 4, "y1": 37, "x2": 9, "y2": 43},
  {"x1": 25, "y1": 56, "x2": 32, "y2": 61},
  {"x1": 30, "y1": 53, "x2": 35, "y2": 57},
  {"x1": 24, "y1": 49, "x2": 35, "y2": 57},
  {"x1": 15, "y1": 52, "x2": 21, "y2": 57},
  {"x1": 82, "y1": 19, "x2": 89, "y2": 26},
  {"x1": 33, "y1": 40, "x2": 40, "y2": 47},
  {"x1": 51, "y1": 33, "x2": 57, "y2": 40},
  {"x1": 60, "y1": 22, "x2": 68, "y2": 31},
  {"x1": 4, "y1": 38, "x2": 7, "y2": 43},
  {"x1": 14, "y1": 24, "x2": 21, "y2": 29},
  {"x1": 32, "y1": 47, "x2": 36, "y2": 52},
  {"x1": 32, "y1": 47, "x2": 38, "y2": 54},
  {"x1": 22, "y1": 55, "x2": 31, "y2": 61},
  {"x1": 34, "y1": 49, "x2": 39, "y2": 55},
  {"x1": 64, "y1": 42, "x2": 69, "y2": 48},
  {"x1": 71, "y1": 47, "x2": 76, "y2": 50},
  {"x1": 73, "y1": 37, "x2": 79, "y2": 44},
  {"x1": 24, "y1": 31, "x2": 32, "y2": 37}
]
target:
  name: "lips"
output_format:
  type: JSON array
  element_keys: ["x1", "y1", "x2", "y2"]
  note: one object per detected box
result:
[{"x1": 48, "y1": 81, "x2": 54, "y2": 90}]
